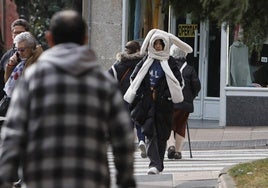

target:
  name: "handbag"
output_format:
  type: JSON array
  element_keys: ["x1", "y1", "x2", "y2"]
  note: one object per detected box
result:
[
  {"x1": 129, "y1": 93, "x2": 151, "y2": 125},
  {"x1": 0, "y1": 95, "x2": 11, "y2": 116}
]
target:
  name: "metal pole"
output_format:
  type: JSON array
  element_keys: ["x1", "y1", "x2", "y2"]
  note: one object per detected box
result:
[
  {"x1": 122, "y1": 0, "x2": 128, "y2": 51},
  {"x1": 186, "y1": 121, "x2": 193, "y2": 158},
  {"x1": 168, "y1": 4, "x2": 172, "y2": 33},
  {"x1": 82, "y1": 0, "x2": 91, "y2": 46}
]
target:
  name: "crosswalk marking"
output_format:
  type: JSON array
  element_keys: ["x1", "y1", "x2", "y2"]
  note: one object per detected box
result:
[
  {"x1": 108, "y1": 148, "x2": 268, "y2": 176},
  {"x1": 107, "y1": 148, "x2": 268, "y2": 187}
]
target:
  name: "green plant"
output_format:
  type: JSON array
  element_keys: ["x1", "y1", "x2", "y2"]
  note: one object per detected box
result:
[
  {"x1": 201, "y1": 0, "x2": 267, "y2": 55},
  {"x1": 14, "y1": 0, "x2": 82, "y2": 49},
  {"x1": 168, "y1": 0, "x2": 268, "y2": 54},
  {"x1": 229, "y1": 158, "x2": 268, "y2": 188}
]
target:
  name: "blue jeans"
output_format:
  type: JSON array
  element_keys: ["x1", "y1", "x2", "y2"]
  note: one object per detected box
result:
[{"x1": 135, "y1": 123, "x2": 145, "y2": 142}]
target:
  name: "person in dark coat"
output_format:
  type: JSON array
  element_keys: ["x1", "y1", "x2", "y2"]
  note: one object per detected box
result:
[
  {"x1": 108, "y1": 40, "x2": 147, "y2": 158},
  {"x1": 0, "y1": 19, "x2": 30, "y2": 100},
  {"x1": 167, "y1": 44, "x2": 201, "y2": 159},
  {"x1": 124, "y1": 29, "x2": 193, "y2": 174}
]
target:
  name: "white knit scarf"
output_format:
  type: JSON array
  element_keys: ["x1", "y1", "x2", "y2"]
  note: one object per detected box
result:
[
  {"x1": 123, "y1": 56, "x2": 183, "y2": 103},
  {"x1": 123, "y1": 29, "x2": 193, "y2": 104},
  {"x1": 4, "y1": 60, "x2": 26, "y2": 97}
]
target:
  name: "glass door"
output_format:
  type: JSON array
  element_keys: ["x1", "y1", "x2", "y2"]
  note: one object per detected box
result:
[
  {"x1": 176, "y1": 20, "x2": 221, "y2": 120},
  {"x1": 191, "y1": 21, "x2": 221, "y2": 120}
]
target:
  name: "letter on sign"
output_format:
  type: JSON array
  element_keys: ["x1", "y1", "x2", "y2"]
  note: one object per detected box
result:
[{"x1": 178, "y1": 24, "x2": 198, "y2": 38}]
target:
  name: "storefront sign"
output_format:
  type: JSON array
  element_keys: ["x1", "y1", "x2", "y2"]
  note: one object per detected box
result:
[{"x1": 178, "y1": 24, "x2": 198, "y2": 37}]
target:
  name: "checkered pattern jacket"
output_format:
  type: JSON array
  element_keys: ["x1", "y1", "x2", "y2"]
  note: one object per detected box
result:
[{"x1": 0, "y1": 43, "x2": 136, "y2": 188}]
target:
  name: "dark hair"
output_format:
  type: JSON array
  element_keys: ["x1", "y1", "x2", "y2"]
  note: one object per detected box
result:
[
  {"x1": 154, "y1": 39, "x2": 165, "y2": 48},
  {"x1": 49, "y1": 10, "x2": 86, "y2": 45},
  {"x1": 11, "y1": 19, "x2": 30, "y2": 31},
  {"x1": 125, "y1": 40, "x2": 140, "y2": 54}
]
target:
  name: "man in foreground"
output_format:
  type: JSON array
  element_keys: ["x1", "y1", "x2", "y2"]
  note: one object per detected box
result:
[{"x1": 0, "y1": 10, "x2": 136, "y2": 188}]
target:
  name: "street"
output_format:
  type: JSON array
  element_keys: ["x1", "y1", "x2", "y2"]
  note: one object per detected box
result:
[{"x1": 109, "y1": 148, "x2": 268, "y2": 188}]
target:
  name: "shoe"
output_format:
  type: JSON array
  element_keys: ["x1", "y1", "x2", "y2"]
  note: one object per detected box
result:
[
  {"x1": 13, "y1": 179, "x2": 22, "y2": 187},
  {"x1": 147, "y1": 167, "x2": 159, "y2": 175},
  {"x1": 138, "y1": 140, "x2": 147, "y2": 158},
  {"x1": 167, "y1": 146, "x2": 175, "y2": 159},
  {"x1": 174, "y1": 152, "x2": 182, "y2": 159}
]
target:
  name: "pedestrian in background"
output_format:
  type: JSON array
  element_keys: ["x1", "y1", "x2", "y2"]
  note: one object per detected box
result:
[
  {"x1": 0, "y1": 10, "x2": 136, "y2": 188},
  {"x1": 124, "y1": 29, "x2": 192, "y2": 175},
  {"x1": 0, "y1": 31, "x2": 43, "y2": 124},
  {"x1": 0, "y1": 19, "x2": 30, "y2": 100},
  {"x1": 4, "y1": 31, "x2": 43, "y2": 98},
  {"x1": 167, "y1": 44, "x2": 201, "y2": 159},
  {"x1": 108, "y1": 40, "x2": 147, "y2": 158}
]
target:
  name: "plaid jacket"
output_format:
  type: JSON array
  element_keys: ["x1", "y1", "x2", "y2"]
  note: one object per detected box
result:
[{"x1": 0, "y1": 44, "x2": 136, "y2": 188}]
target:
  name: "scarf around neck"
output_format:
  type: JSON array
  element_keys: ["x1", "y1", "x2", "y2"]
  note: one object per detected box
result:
[
  {"x1": 4, "y1": 60, "x2": 26, "y2": 97},
  {"x1": 123, "y1": 29, "x2": 193, "y2": 104},
  {"x1": 123, "y1": 56, "x2": 183, "y2": 103}
]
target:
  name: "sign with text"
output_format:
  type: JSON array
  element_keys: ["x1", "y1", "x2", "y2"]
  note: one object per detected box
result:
[{"x1": 178, "y1": 24, "x2": 198, "y2": 37}]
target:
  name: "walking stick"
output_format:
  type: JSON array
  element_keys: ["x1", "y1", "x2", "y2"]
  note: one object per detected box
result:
[{"x1": 186, "y1": 121, "x2": 193, "y2": 158}]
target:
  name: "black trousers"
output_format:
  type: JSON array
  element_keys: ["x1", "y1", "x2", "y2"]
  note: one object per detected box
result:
[{"x1": 145, "y1": 109, "x2": 172, "y2": 172}]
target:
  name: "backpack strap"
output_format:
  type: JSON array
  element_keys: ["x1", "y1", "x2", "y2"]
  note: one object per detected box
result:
[
  {"x1": 120, "y1": 67, "x2": 131, "y2": 83},
  {"x1": 111, "y1": 65, "x2": 118, "y2": 82},
  {"x1": 112, "y1": 65, "x2": 132, "y2": 84},
  {"x1": 179, "y1": 62, "x2": 187, "y2": 89}
]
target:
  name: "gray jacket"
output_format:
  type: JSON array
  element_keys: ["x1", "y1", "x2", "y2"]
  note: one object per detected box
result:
[{"x1": 0, "y1": 43, "x2": 136, "y2": 188}]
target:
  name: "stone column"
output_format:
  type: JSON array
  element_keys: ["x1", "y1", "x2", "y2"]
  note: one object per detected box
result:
[{"x1": 83, "y1": 0, "x2": 123, "y2": 70}]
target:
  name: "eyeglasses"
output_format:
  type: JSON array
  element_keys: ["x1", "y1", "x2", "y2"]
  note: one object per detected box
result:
[
  {"x1": 12, "y1": 31, "x2": 25, "y2": 35},
  {"x1": 14, "y1": 47, "x2": 29, "y2": 52}
]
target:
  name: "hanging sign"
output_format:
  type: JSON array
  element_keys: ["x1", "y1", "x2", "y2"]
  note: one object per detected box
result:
[{"x1": 178, "y1": 24, "x2": 198, "y2": 37}]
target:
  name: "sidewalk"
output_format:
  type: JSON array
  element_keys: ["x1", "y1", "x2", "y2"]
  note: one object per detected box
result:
[
  {"x1": 134, "y1": 120, "x2": 268, "y2": 188},
  {"x1": 183, "y1": 121, "x2": 268, "y2": 188},
  {"x1": 136, "y1": 119, "x2": 268, "y2": 150},
  {"x1": 185, "y1": 120, "x2": 268, "y2": 150}
]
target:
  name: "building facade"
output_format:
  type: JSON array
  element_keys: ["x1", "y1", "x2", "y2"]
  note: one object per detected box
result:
[
  {"x1": 70, "y1": 1, "x2": 268, "y2": 127},
  {"x1": 0, "y1": 1, "x2": 266, "y2": 127},
  {"x1": 0, "y1": 0, "x2": 19, "y2": 54}
]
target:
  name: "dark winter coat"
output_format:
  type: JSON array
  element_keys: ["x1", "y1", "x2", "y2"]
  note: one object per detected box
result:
[
  {"x1": 174, "y1": 58, "x2": 201, "y2": 112},
  {"x1": 0, "y1": 48, "x2": 16, "y2": 99},
  {"x1": 129, "y1": 55, "x2": 183, "y2": 137},
  {"x1": 108, "y1": 51, "x2": 144, "y2": 95}
]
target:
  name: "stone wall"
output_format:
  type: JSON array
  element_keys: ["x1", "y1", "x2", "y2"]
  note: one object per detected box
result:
[
  {"x1": 226, "y1": 96, "x2": 268, "y2": 126},
  {"x1": 1, "y1": 0, "x2": 19, "y2": 49},
  {"x1": 83, "y1": 0, "x2": 122, "y2": 70}
]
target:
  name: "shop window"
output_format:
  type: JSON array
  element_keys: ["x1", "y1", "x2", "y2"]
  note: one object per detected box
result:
[
  {"x1": 251, "y1": 43, "x2": 268, "y2": 87},
  {"x1": 127, "y1": 0, "x2": 168, "y2": 41},
  {"x1": 228, "y1": 25, "x2": 268, "y2": 87}
]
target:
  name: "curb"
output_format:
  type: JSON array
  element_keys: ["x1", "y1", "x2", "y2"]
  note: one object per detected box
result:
[
  {"x1": 218, "y1": 166, "x2": 237, "y2": 188},
  {"x1": 183, "y1": 139, "x2": 268, "y2": 150}
]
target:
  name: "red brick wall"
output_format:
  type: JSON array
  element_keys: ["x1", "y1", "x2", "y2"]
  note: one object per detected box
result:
[{"x1": 0, "y1": 0, "x2": 19, "y2": 50}]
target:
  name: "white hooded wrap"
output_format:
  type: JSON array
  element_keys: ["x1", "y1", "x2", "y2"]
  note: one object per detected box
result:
[{"x1": 123, "y1": 29, "x2": 193, "y2": 104}]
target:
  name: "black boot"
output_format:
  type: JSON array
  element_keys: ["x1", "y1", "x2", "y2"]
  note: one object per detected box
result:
[
  {"x1": 167, "y1": 146, "x2": 175, "y2": 159},
  {"x1": 174, "y1": 152, "x2": 182, "y2": 159}
]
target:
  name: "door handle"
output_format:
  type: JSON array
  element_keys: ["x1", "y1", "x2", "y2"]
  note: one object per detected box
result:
[{"x1": 194, "y1": 29, "x2": 199, "y2": 57}]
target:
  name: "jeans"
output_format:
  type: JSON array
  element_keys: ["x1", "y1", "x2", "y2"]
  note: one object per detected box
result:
[{"x1": 135, "y1": 123, "x2": 145, "y2": 142}]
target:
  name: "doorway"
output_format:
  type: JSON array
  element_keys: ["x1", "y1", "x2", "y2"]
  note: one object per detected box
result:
[
  {"x1": 176, "y1": 20, "x2": 221, "y2": 120},
  {"x1": 193, "y1": 21, "x2": 221, "y2": 120},
  {"x1": 124, "y1": 1, "x2": 222, "y2": 121}
]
